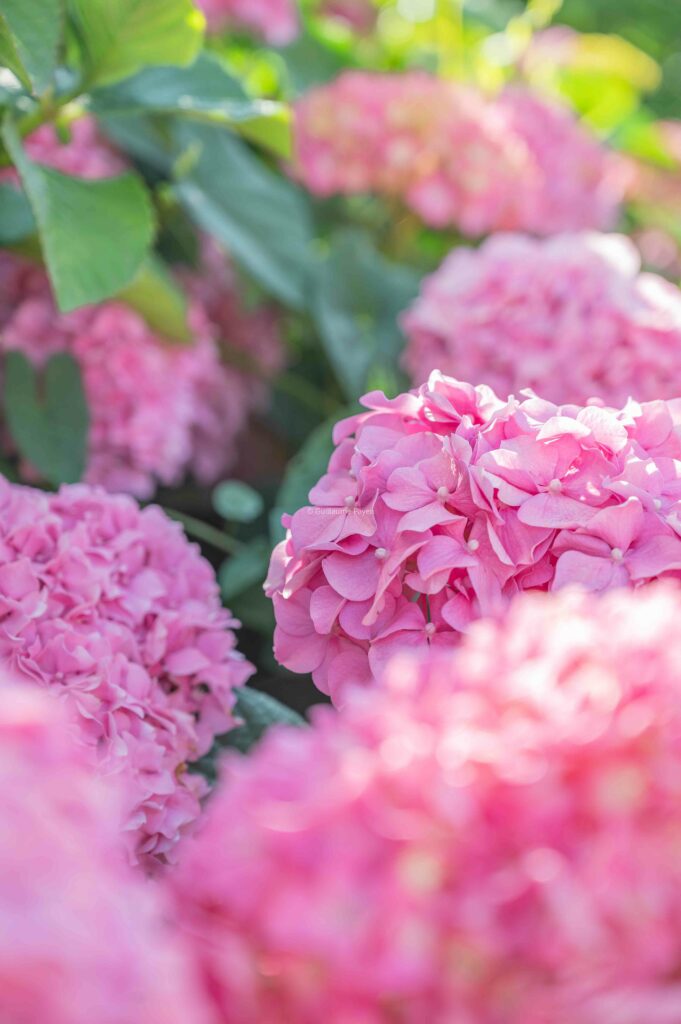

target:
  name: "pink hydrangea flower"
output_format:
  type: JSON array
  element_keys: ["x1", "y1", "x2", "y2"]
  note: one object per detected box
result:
[
  {"x1": 320, "y1": 0, "x2": 377, "y2": 32},
  {"x1": 402, "y1": 232, "x2": 681, "y2": 407},
  {"x1": 196, "y1": 0, "x2": 299, "y2": 44},
  {"x1": 0, "y1": 479, "x2": 253, "y2": 865},
  {"x1": 294, "y1": 73, "x2": 626, "y2": 235},
  {"x1": 267, "y1": 372, "x2": 681, "y2": 703},
  {"x1": 0, "y1": 116, "x2": 127, "y2": 182},
  {"x1": 169, "y1": 584, "x2": 681, "y2": 1023},
  {"x1": 0, "y1": 680, "x2": 213, "y2": 1023},
  {"x1": 0, "y1": 241, "x2": 283, "y2": 498}
]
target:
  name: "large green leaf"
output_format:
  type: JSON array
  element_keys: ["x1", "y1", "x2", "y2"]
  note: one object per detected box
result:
[
  {"x1": 68, "y1": 0, "x2": 203, "y2": 86},
  {"x1": 90, "y1": 53, "x2": 292, "y2": 158},
  {"x1": 191, "y1": 685, "x2": 305, "y2": 779},
  {"x1": 313, "y1": 230, "x2": 420, "y2": 401},
  {"x1": 173, "y1": 123, "x2": 313, "y2": 309},
  {"x1": 280, "y1": 29, "x2": 349, "y2": 94},
  {"x1": 117, "y1": 255, "x2": 191, "y2": 342},
  {"x1": 3, "y1": 117, "x2": 154, "y2": 311},
  {"x1": 4, "y1": 352, "x2": 89, "y2": 485},
  {"x1": 0, "y1": 0, "x2": 62, "y2": 93},
  {"x1": 0, "y1": 184, "x2": 35, "y2": 243},
  {"x1": 224, "y1": 686, "x2": 305, "y2": 754}
]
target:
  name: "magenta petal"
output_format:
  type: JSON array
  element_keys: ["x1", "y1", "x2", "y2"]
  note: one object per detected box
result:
[
  {"x1": 417, "y1": 535, "x2": 472, "y2": 579},
  {"x1": 628, "y1": 534, "x2": 681, "y2": 580},
  {"x1": 368, "y1": 629, "x2": 428, "y2": 679},
  {"x1": 398, "y1": 502, "x2": 454, "y2": 533},
  {"x1": 273, "y1": 625, "x2": 327, "y2": 673},
  {"x1": 309, "y1": 585, "x2": 345, "y2": 634},
  {"x1": 552, "y1": 551, "x2": 624, "y2": 592},
  {"x1": 323, "y1": 548, "x2": 381, "y2": 601},
  {"x1": 518, "y1": 493, "x2": 598, "y2": 529}
]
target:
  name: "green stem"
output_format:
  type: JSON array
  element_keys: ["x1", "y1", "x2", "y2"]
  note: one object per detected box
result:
[{"x1": 164, "y1": 507, "x2": 242, "y2": 556}]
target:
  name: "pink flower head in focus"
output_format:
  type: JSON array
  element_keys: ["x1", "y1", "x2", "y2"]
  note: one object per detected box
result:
[
  {"x1": 169, "y1": 584, "x2": 681, "y2": 1023},
  {"x1": 0, "y1": 479, "x2": 253, "y2": 865},
  {"x1": 403, "y1": 232, "x2": 681, "y2": 407},
  {"x1": 0, "y1": 681, "x2": 213, "y2": 1023},
  {"x1": 294, "y1": 73, "x2": 626, "y2": 235},
  {"x1": 0, "y1": 240, "x2": 284, "y2": 498},
  {"x1": 266, "y1": 372, "x2": 681, "y2": 702},
  {"x1": 196, "y1": 0, "x2": 299, "y2": 44}
]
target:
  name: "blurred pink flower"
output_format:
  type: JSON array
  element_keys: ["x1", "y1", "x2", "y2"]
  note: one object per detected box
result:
[
  {"x1": 196, "y1": 0, "x2": 299, "y2": 44},
  {"x1": 403, "y1": 232, "x2": 681, "y2": 406},
  {"x1": 0, "y1": 117, "x2": 126, "y2": 181},
  {"x1": 0, "y1": 479, "x2": 253, "y2": 865},
  {"x1": 0, "y1": 681, "x2": 213, "y2": 1023},
  {"x1": 294, "y1": 73, "x2": 626, "y2": 235},
  {"x1": 321, "y1": 0, "x2": 376, "y2": 33},
  {"x1": 267, "y1": 372, "x2": 681, "y2": 702},
  {"x1": 169, "y1": 583, "x2": 681, "y2": 1023},
  {"x1": 0, "y1": 241, "x2": 284, "y2": 498}
]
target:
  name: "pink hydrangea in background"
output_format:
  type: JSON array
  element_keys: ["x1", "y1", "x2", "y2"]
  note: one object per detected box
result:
[
  {"x1": 0, "y1": 242, "x2": 283, "y2": 498},
  {"x1": 169, "y1": 584, "x2": 681, "y2": 1023},
  {"x1": 320, "y1": 0, "x2": 377, "y2": 33},
  {"x1": 294, "y1": 72, "x2": 626, "y2": 235},
  {"x1": 0, "y1": 681, "x2": 212, "y2": 1023},
  {"x1": 196, "y1": 0, "x2": 299, "y2": 44},
  {"x1": 0, "y1": 479, "x2": 253, "y2": 865},
  {"x1": 0, "y1": 117, "x2": 126, "y2": 181},
  {"x1": 267, "y1": 372, "x2": 681, "y2": 703},
  {"x1": 402, "y1": 232, "x2": 681, "y2": 407}
]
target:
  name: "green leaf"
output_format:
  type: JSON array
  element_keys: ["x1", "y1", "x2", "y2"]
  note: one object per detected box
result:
[
  {"x1": 4, "y1": 351, "x2": 89, "y2": 485},
  {"x1": 271, "y1": 415, "x2": 338, "y2": 542},
  {"x1": 117, "y1": 255, "x2": 191, "y2": 343},
  {"x1": 173, "y1": 123, "x2": 313, "y2": 309},
  {"x1": 313, "y1": 230, "x2": 420, "y2": 401},
  {"x1": 224, "y1": 685, "x2": 305, "y2": 754},
  {"x1": 219, "y1": 538, "x2": 270, "y2": 600},
  {"x1": 68, "y1": 0, "x2": 204, "y2": 86},
  {"x1": 280, "y1": 29, "x2": 349, "y2": 94},
  {"x1": 0, "y1": 23, "x2": 32, "y2": 91},
  {"x1": 90, "y1": 53, "x2": 293, "y2": 158},
  {"x1": 190, "y1": 685, "x2": 305, "y2": 779},
  {"x1": 213, "y1": 480, "x2": 264, "y2": 523},
  {"x1": 0, "y1": 184, "x2": 35, "y2": 243},
  {"x1": 3, "y1": 116, "x2": 154, "y2": 311},
  {"x1": 0, "y1": 0, "x2": 62, "y2": 93}
]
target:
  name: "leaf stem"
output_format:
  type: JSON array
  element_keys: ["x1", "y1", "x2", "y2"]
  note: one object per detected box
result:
[{"x1": 163, "y1": 507, "x2": 243, "y2": 555}]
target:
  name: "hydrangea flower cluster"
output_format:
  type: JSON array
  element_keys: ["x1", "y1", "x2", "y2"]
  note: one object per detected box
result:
[
  {"x1": 267, "y1": 372, "x2": 681, "y2": 703},
  {"x1": 170, "y1": 585, "x2": 681, "y2": 1023},
  {"x1": 196, "y1": 0, "x2": 299, "y2": 44},
  {"x1": 0, "y1": 681, "x2": 212, "y2": 1024},
  {"x1": 0, "y1": 117, "x2": 126, "y2": 181},
  {"x1": 402, "y1": 232, "x2": 681, "y2": 407},
  {"x1": 294, "y1": 73, "x2": 625, "y2": 234},
  {"x1": 0, "y1": 241, "x2": 283, "y2": 497},
  {"x1": 0, "y1": 479, "x2": 253, "y2": 864}
]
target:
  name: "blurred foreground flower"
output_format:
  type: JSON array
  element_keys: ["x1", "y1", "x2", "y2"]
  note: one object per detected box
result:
[
  {"x1": 294, "y1": 73, "x2": 627, "y2": 235},
  {"x1": 170, "y1": 584, "x2": 681, "y2": 1023},
  {"x1": 403, "y1": 232, "x2": 681, "y2": 406},
  {"x1": 267, "y1": 372, "x2": 681, "y2": 702},
  {"x1": 196, "y1": 0, "x2": 299, "y2": 44},
  {"x1": 0, "y1": 480, "x2": 253, "y2": 865},
  {"x1": 0, "y1": 681, "x2": 212, "y2": 1023}
]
